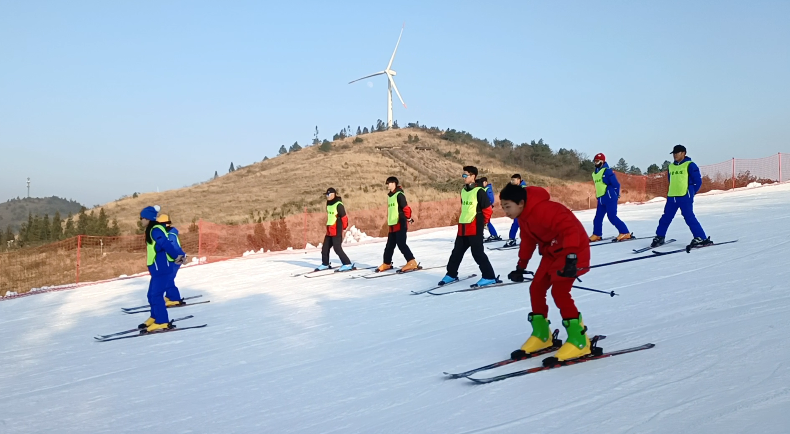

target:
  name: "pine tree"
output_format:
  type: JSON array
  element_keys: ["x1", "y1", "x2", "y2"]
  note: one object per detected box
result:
[
  {"x1": 393, "y1": 120, "x2": 399, "y2": 129},
  {"x1": 313, "y1": 126, "x2": 320, "y2": 145},
  {"x1": 279, "y1": 145, "x2": 288, "y2": 155},
  {"x1": 97, "y1": 208, "x2": 109, "y2": 236},
  {"x1": 628, "y1": 165, "x2": 643, "y2": 176},
  {"x1": 52, "y1": 211, "x2": 62, "y2": 240},
  {"x1": 77, "y1": 208, "x2": 89, "y2": 235},
  {"x1": 661, "y1": 160, "x2": 671, "y2": 171},
  {"x1": 4, "y1": 225, "x2": 13, "y2": 248},
  {"x1": 229, "y1": 163, "x2": 235, "y2": 172},
  {"x1": 214, "y1": 171, "x2": 219, "y2": 179},
  {"x1": 646, "y1": 164, "x2": 661, "y2": 174},
  {"x1": 614, "y1": 158, "x2": 629, "y2": 172},
  {"x1": 289, "y1": 142, "x2": 302, "y2": 152},
  {"x1": 109, "y1": 219, "x2": 121, "y2": 236},
  {"x1": 64, "y1": 213, "x2": 75, "y2": 238},
  {"x1": 356, "y1": 126, "x2": 362, "y2": 135},
  {"x1": 363, "y1": 127, "x2": 369, "y2": 134}
]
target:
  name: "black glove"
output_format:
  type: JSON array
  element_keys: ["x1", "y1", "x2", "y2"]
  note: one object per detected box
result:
[
  {"x1": 556, "y1": 254, "x2": 577, "y2": 278},
  {"x1": 174, "y1": 255, "x2": 187, "y2": 265},
  {"x1": 508, "y1": 268, "x2": 527, "y2": 282},
  {"x1": 408, "y1": 218, "x2": 414, "y2": 224}
]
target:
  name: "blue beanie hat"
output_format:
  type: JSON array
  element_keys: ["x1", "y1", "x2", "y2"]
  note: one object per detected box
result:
[{"x1": 140, "y1": 205, "x2": 160, "y2": 221}]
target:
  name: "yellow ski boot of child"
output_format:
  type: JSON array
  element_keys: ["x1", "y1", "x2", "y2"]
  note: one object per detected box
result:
[
  {"x1": 138, "y1": 317, "x2": 156, "y2": 330},
  {"x1": 519, "y1": 313, "x2": 554, "y2": 353},
  {"x1": 616, "y1": 233, "x2": 632, "y2": 241},
  {"x1": 376, "y1": 263, "x2": 393, "y2": 273},
  {"x1": 556, "y1": 314, "x2": 591, "y2": 361},
  {"x1": 145, "y1": 322, "x2": 174, "y2": 333},
  {"x1": 165, "y1": 297, "x2": 184, "y2": 307},
  {"x1": 399, "y1": 259, "x2": 419, "y2": 273},
  {"x1": 589, "y1": 235, "x2": 602, "y2": 242}
]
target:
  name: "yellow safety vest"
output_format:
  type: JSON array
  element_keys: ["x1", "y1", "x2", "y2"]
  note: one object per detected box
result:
[
  {"x1": 592, "y1": 168, "x2": 607, "y2": 198},
  {"x1": 668, "y1": 161, "x2": 691, "y2": 197},
  {"x1": 459, "y1": 187, "x2": 481, "y2": 224},
  {"x1": 387, "y1": 191, "x2": 403, "y2": 226}
]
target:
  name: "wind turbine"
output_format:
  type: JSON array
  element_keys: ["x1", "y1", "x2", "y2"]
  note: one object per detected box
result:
[{"x1": 349, "y1": 24, "x2": 406, "y2": 130}]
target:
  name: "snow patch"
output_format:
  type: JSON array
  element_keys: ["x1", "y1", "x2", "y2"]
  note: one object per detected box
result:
[{"x1": 343, "y1": 226, "x2": 373, "y2": 244}]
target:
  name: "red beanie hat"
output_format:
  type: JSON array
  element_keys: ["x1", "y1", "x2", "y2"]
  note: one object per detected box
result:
[{"x1": 594, "y1": 153, "x2": 606, "y2": 162}]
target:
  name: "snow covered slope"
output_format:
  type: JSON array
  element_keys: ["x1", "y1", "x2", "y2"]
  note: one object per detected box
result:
[{"x1": 2, "y1": 184, "x2": 790, "y2": 433}]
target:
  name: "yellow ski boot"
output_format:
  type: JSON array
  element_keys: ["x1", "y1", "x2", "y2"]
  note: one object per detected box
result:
[
  {"x1": 165, "y1": 297, "x2": 185, "y2": 307},
  {"x1": 145, "y1": 321, "x2": 174, "y2": 333},
  {"x1": 555, "y1": 314, "x2": 591, "y2": 361},
  {"x1": 589, "y1": 235, "x2": 602, "y2": 242},
  {"x1": 510, "y1": 313, "x2": 554, "y2": 360},
  {"x1": 399, "y1": 259, "x2": 420, "y2": 273},
  {"x1": 376, "y1": 263, "x2": 393, "y2": 273},
  {"x1": 138, "y1": 317, "x2": 156, "y2": 330},
  {"x1": 616, "y1": 233, "x2": 633, "y2": 241}
]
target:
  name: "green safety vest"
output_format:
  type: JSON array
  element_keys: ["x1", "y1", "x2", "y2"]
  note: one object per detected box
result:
[
  {"x1": 326, "y1": 201, "x2": 343, "y2": 226},
  {"x1": 146, "y1": 224, "x2": 168, "y2": 266},
  {"x1": 592, "y1": 168, "x2": 607, "y2": 198},
  {"x1": 668, "y1": 161, "x2": 691, "y2": 197},
  {"x1": 459, "y1": 187, "x2": 481, "y2": 224},
  {"x1": 387, "y1": 191, "x2": 403, "y2": 225}
]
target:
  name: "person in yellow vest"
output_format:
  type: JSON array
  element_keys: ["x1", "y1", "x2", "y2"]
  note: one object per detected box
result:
[
  {"x1": 156, "y1": 214, "x2": 185, "y2": 307},
  {"x1": 651, "y1": 145, "x2": 712, "y2": 249},
  {"x1": 438, "y1": 166, "x2": 498, "y2": 287},
  {"x1": 377, "y1": 176, "x2": 419, "y2": 273},
  {"x1": 138, "y1": 206, "x2": 186, "y2": 333},
  {"x1": 316, "y1": 188, "x2": 354, "y2": 272},
  {"x1": 589, "y1": 153, "x2": 632, "y2": 242}
]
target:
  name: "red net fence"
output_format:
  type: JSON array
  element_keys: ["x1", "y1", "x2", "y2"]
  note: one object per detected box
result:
[{"x1": 1, "y1": 153, "x2": 786, "y2": 298}]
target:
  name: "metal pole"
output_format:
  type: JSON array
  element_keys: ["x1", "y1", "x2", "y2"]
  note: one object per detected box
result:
[
  {"x1": 303, "y1": 207, "x2": 308, "y2": 248},
  {"x1": 75, "y1": 235, "x2": 82, "y2": 284},
  {"x1": 779, "y1": 153, "x2": 782, "y2": 183},
  {"x1": 732, "y1": 158, "x2": 735, "y2": 189},
  {"x1": 198, "y1": 219, "x2": 203, "y2": 263}
]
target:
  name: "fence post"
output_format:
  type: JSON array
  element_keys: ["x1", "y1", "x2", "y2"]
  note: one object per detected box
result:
[
  {"x1": 198, "y1": 219, "x2": 202, "y2": 263},
  {"x1": 303, "y1": 207, "x2": 308, "y2": 249},
  {"x1": 75, "y1": 235, "x2": 82, "y2": 284},
  {"x1": 732, "y1": 158, "x2": 735, "y2": 190},
  {"x1": 780, "y1": 153, "x2": 782, "y2": 183}
]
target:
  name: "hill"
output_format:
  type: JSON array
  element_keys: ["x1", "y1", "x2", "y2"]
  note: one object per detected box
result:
[
  {"x1": 0, "y1": 197, "x2": 84, "y2": 231},
  {"x1": 99, "y1": 127, "x2": 585, "y2": 233}
]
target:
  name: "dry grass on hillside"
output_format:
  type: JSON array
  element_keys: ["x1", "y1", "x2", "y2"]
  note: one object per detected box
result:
[{"x1": 100, "y1": 128, "x2": 568, "y2": 233}]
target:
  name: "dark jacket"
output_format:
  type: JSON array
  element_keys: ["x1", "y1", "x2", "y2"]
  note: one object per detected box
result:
[
  {"x1": 326, "y1": 196, "x2": 348, "y2": 237},
  {"x1": 388, "y1": 187, "x2": 413, "y2": 233}
]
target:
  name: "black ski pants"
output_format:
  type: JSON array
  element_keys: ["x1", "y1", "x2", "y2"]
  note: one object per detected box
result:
[
  {"x1": 322, "y1": 234, "x2": 351, "y2": 266},
  {"x1": 446, "y1": 233, "x2": 496, "y2": 280},
  {"x1": 383, "y1": 225, "x2": 415, "y2": 264}
]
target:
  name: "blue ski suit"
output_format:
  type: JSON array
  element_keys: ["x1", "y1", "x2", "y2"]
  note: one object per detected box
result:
[
  {"x1": 484, "y1": 183, "x2": 499, "y2": 237},
  {"x1": 592, "y1": 163, "x2": 630, "y2": 236},
  {"x1": 165, "y1": 227, "x2": 183, "y2": 302},
  {"x1": 509, "y1": 180, "x2": 527, "y2": 239},
  {"x1": 147, "y1": 224, "x2": 185, "y2": 324},
  {"x1": 655, "y1": 156, "x2": 707, "y2": 239}
]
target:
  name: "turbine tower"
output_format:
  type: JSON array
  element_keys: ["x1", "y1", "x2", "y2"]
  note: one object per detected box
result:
[{"x1": 349, "y1": 24, "x2": 407, "y2": 129}]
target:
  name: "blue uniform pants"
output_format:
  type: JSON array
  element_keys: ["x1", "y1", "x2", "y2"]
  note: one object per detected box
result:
[
  {"x1": 593, "y1": 197, "x2": 629, "y2": 236},
  {"x1": 486, "y1": 222, "x2": 498, "y2": 237},
  {"x1": 165, "y1": 264, "x2": 182, "y2": 302},
  {"x1": 656, "y1": 196, "x2": 707, "y2": 239},
  {"x1": 147, "y1": 273, "x2": 171, "y2": 324},
  {"x1": 509, "y1": 219, "x2": 519, "y2": 240}
]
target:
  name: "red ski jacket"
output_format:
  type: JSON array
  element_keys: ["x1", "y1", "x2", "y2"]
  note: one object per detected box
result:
[{"x1": 516, "y1": 187, "x2": 590, "y2": 273}]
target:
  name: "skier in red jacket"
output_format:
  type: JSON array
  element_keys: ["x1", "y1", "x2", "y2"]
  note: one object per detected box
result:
[{"x1": 499, "y1": 183, "x2": 593, "y2": 361}]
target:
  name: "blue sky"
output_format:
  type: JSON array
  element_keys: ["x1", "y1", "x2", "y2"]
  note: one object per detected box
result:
[{"x1": 1, "y1": 1, "x2": 788, "y2": 206}]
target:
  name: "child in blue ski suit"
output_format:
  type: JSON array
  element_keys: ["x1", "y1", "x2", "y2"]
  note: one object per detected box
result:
[
  {"x1": 589, "y1": 153, "x2": 631, "y2": 241},
  {"x1": 651, "y1": 145, "x2": 712, "y2": 249},
  {"x1": 157, "y1": 214, "x2": 184, "y2": 307},
  {"x1": 505, "y1": 174, "x2": 527, "y2": 247},
  {"x1": 480, "y1": 177, "x2": 501, "y2": 241},
  {"x1": 140, "y1": 206, "x2": 186, "y2": 332}
]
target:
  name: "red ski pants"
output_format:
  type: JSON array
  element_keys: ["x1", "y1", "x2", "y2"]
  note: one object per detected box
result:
[{"x1": 529, "y1": 256, "x2": 580, "y2": 319}]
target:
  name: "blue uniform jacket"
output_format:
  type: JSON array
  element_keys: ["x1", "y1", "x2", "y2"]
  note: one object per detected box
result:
[
  {"x1": 485, "y1": 184, "x2": 495, "y2": 205},
  {"x1": 168, "y1": 227, "x2": 182, "y2": 271},
  {"x1": 149, "y1": 225, "x2": 185, "y2": 276},
  {"x1": 595, "y1": 162, "x2": 621, "y2": 201},
  {"x1": 667, "y1": 156, "x2": 702, "y2": 197}
]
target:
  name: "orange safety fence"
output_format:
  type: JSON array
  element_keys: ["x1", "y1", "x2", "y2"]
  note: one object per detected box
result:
[{"x1": 2, "y1": 152, "x2": 787, "y2": 298}]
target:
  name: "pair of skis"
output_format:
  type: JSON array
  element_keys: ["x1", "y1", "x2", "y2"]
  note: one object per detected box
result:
[
  {"x1": 95, "y1": 315, "x2": 207, "y2": 342},
  {"x1": 587, "y1": 239, "x2": 738, "y2": 270},
  {"x1": 444, "y1": 333, "x2": 654, "y2": 383},
  {"x1": 122, "y1": 295, "x2": 211, "y2": 315}
]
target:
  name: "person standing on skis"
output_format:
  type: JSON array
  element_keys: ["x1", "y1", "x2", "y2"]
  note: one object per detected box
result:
[
  {"x1": 438, "y1": 166, "x2": 499, "y2": 288},
  {"x1": 376, "y1": 176, "x2": 419, "y2": 273},
  {"x1": 157, "y1": 213, "x2": 185, "y2": 307},
  {"x1": 316, "y1": 188, "x2": 354, "y2": 271},
  {"x1": 499, "y1": 183, "x2": 593, "y2": 362},
  {"x1": 504, "y1": 174, "x2": 527, "y2": 247},
  {"x1": 651, "y1": 145, "x2": 712, "y2": 249},
  {"x1": 589, "y1": 153, "x2": 632, "y2": 242},
  {"x1": 139, "y1": 206, "x2": 187, "y2": 333},
  {"x1": 480, "y1": 177, "x2": 501, "y2": 242}
]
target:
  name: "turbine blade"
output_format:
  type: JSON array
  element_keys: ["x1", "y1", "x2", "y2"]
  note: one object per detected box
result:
[
  {"x1": 348, "y1": 71, "x2": 386, "y2": 84},
  {"x1": 387, "y1": 73, "x2": 406, "y2": 108},
  {"x1": 386, "y1": 24, "x2": 404, "y2": 71}
]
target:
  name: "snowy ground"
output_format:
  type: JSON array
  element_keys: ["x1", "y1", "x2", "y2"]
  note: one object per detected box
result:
[{"x1": 2, "y1": 184, "x2": 790, "y2": 433}]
